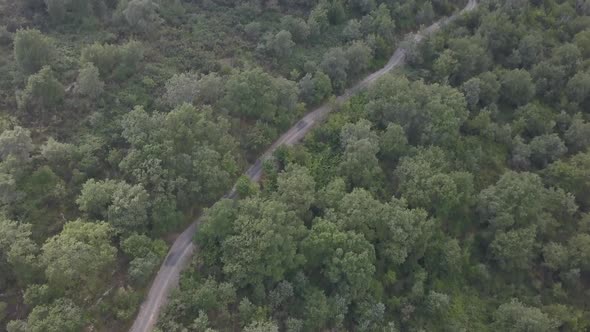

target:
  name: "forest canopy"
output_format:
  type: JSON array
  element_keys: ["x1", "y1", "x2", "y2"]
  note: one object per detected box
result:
[{"x1": 1, "y1": 0, "x2": 589, "y2": 330}]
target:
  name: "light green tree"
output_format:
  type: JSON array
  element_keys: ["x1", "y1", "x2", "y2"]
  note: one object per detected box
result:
[{"x1": 40, "y1": 220, "x2": 116, "y2": 300}]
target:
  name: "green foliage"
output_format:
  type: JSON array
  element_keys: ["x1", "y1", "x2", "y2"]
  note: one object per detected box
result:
[
  {"x1": 243, "y1": 320, "x2": 279, "y2": 332},
  {"x1": 13, "y1": 29, "x2": 54, "y2": 75},
  {"x1": 162, "y1": 72, "x2": 200, "y2": 107},
  {"x1": 379, "y1": 123, "x2": 408, "y2": 161},
  {"x1": 345, "y1": 41, "x2": 372, "y2": 77},
  {"x1": 320, "y1": 47, "x2": 349, "y2": 92},
  {"x1": 298, "y1": 71, "x2": 332, "y2": 105},
  {"x1": 159, "y1": 277, "x2": 236, "y2": 330},
  {"x1": 120, "y1": 103, "x2": 237, "y2": 211},
  {"x1": 544, "y1": 151, "x2": 590, "y2": 208},
  {"x1": 77, "y1": 179, "x2": 150, "y2": 233},
  {"x1": 40, "y1": 220, "x2": 116, "y2": 300},
  {"x1": 111, "y1": 287, "x2": 141, "y2": 321},
  {"x1": 2, "y1": 0, "x2": 590, "y2": 330},
  {"x1": 23, "y1": 298, "x2": 84, "y2": 332},
  {"x1": 574, "y1": 29, "x2": 590, "y2": 58},
  {"x1": 366, "y1": 75, "x2": 468, "y2": 147},
  {"x1": 339, "y1": 119, "x2": 382, "y2": 188},
  {"x1": 121, "y1": 233, "x2": 167, "y2": 259},
  {"x1": 566, "y1": 71, "x2": 590, "y2": 105},
  {"x1": 0, "y1": 217, "x2": 39, "y2": 285},
  {"x1": 0, "y1": 26, "x2": 13, "y2": 46},
  {"x1": 75, "y1": 63, "x2": 104, "y2": 100},
  {"x1": 276, "y1": 164, "x2": 315, "y2": 216},
  {"x1": 221, "y1": 198, "x2": 306, "y2": 288},
  {"x1": 235, "y1": 175, "x2": 259, "y2": 198},
  {"x1": 0, "y1": 126, "x2": 34, "y2": 164},
  {"x1": 123, "y1": 0, "x2": 161, "y2": 33},
  {"x1": 499, "y1": 69, "x2": 535, "y2": 106},
  {"x1": 222, "y1": 68, "x2": 298, "y2": 124},
  {"x1": 264, "y1": 30, "x2": 295, "y2": 60},
  {"x1": 196, "y1": 199, "x2": 238, "y2": 270},
  {"x1": 395, "y1": 147, "x2": 474, "y2": 220},
  {"x1": 302, "y1": 218, "x2": 376, "y2": 299},
  {"x1": 568, "y1": 234, "x2": 590, "y2": 271},
  {"x1": 44, "y1": 0, "x2": 104, "y2": 24},
  {"x1": 0, "y1": 301, "x2": 6, "y2": 322},
  {"x1": 308, "y1": 4, "x2": 329, "y2": 37},
  {"x1": 281, "y1": 16, "x2": 310, "y2": 43},
  {"x1": 492, "y1": 299, "x2": 557, "y2": 332},
  {"x1": 479, "y1": 171, "x2": 577, "y2": 271},
  {"x1": 342, "y1": 19, "x2": 362, "y2": 41},
  {"x1": 17, "y1": 67, "x2": 64, "y2": 123},
  {"x1": 490, "y1": 226, "x2": 538, "y2": 271},
  {"x1": 80, "y1": 41, "x2": 144, "y2": 81}
]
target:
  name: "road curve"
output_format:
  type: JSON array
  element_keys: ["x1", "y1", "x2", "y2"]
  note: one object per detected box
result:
[{"x1": 129, "y1": 1, "x2": 477, "y2": 331}]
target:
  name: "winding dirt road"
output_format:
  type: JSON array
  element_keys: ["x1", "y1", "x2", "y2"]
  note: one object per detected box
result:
[{"x1": 129, "y1": 1, "x2": 477, "y2": 331}]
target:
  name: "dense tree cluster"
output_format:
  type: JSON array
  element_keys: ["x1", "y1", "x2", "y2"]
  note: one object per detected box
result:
[
  {"x1": 8, "y1": 0, "x2": 589, "y2": 330},
  {"x1": 154, "y1": 0, "x2": 590, "y2": 330}
]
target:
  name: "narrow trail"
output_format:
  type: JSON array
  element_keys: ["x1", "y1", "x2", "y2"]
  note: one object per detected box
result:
[{"x1": 129, "y1": 1, "x2": 477, "y2": 331}]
